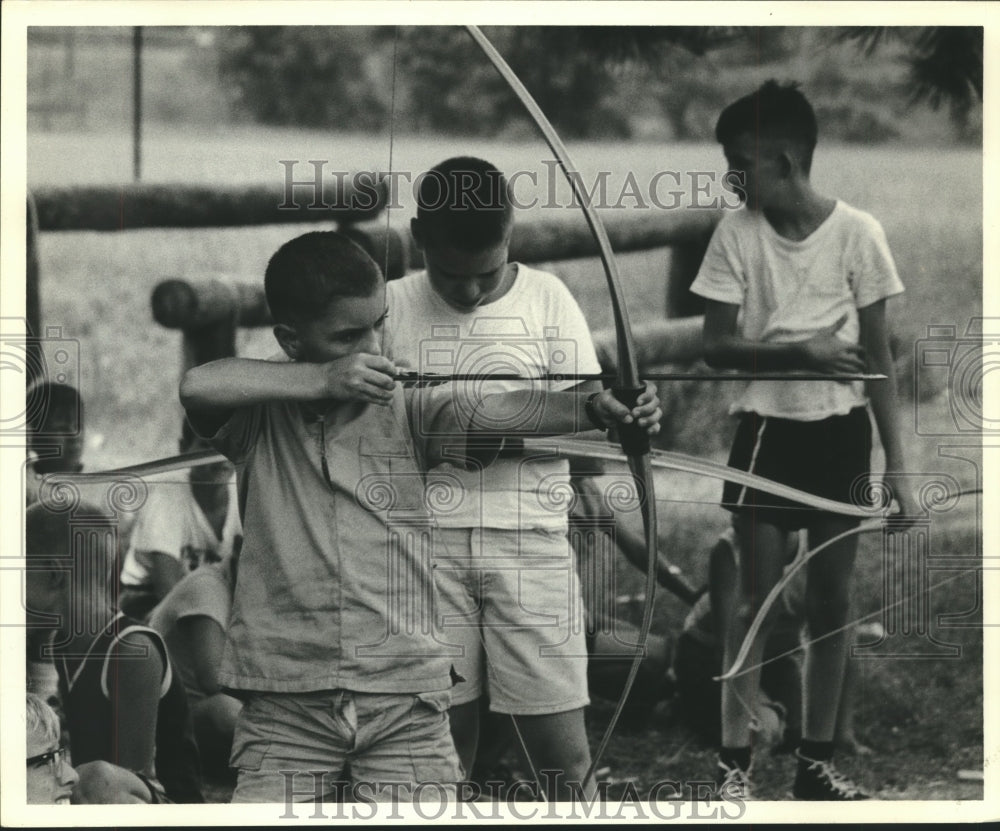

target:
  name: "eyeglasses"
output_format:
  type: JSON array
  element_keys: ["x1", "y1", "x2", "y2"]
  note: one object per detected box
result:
[{"x1": 26, "y1": 745, "x2": 69, "y2": 771}]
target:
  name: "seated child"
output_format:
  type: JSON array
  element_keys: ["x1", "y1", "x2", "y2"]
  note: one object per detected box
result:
[
  {"x1": 568, "y1": 464, "x2": 677, "y2": 714},
  {"x1": 673, "y1": 523, "x2": 874, "y2": 753},
  {"x1": 179, "y1": 229, "x2": 661, "y2": 803},
  {"x1": 24, "y1": 381, "x2": 139, "y2": 715},
  {"x1": 25, "y1": 691, "x2": 79, "y2": 805},
  {"x1": 149, "y1": 545, "x2": 242, "y2": 780},
  {"x1": 120, "y1": 423, "x2": 240, "y2": 621},
  {"x1": 26, "y1": 692, "x2": 152, "y2": 805},
  {"x1": 25, "y1": 381, "x2": 85, "y2": 507},
  {"x1": 673, "y1": 525, "x2": 801, "y2": 749},
  {"x1": 25, "y1": 501, "x2": 204, "y2": 803},
  {"x1": 25, "y1": 382, "x2": 88, "y2": 707}
]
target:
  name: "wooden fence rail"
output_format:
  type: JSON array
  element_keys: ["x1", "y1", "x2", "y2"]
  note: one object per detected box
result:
[
  {"x1": 28, "y1": 184, "x2": 719, "y2": 383},
  {"x1": 151, "y1": 210, "x2": 718, "y2": 374},
  {"x1": 32, "y1": 178, "x2": 388, "y2": 232}
]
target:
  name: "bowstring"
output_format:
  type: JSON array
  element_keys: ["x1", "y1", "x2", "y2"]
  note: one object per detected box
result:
[{"x1": 382, "y1": 26, "x2": 399, "y2": 291}]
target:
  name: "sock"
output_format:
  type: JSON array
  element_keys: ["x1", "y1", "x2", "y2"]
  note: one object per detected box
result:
[
  {"x1": 720, "y1": 746, "x2": 752, "y2": 772},
  {"x1": 798, "y1": 739, "x2": 834, "y2": 763}
]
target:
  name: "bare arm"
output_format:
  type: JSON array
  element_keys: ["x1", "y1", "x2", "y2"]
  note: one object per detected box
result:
[
  {"x1": 180, "y1": 354, "x2": 397, "y2": 435},
  {"x1": 175, "y1": 615, "x2": 227, "y2": 696},
  {"x1": 859, "y1": 300, "x2": 917, "y2": 520},
  {"x1": 703, "y1": 300, "x2": 867, "y2": 374},
  {"x1": 133, "y1": 550, "x2": 185, "y2": 605},
  {"x1": 73, "y1": 760, "x2": 154, "y2": 804},
  {"x1": 474, "y1": 382, "x2": 662, "y2": 438},
  {"x1": 107, "y1": 632, "x2": 164, "y2": 776},
  {"x1": 423, "y1": 383, "x2": 660, "y2": 469}
]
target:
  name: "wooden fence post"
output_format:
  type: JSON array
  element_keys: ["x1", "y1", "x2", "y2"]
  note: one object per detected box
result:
[
  {"x1": 26, "y1": 193, "x2": 42, "y2": 390},
  {"x1": 152, "y1": 279, "x2": 272, "y2": 375}
]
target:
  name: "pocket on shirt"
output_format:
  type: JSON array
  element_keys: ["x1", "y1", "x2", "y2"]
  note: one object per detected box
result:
[
  {"x1": 359, "y1": 438, "x2": 413, "y2": 472},
  {"x1": 357, "y1": 438, "x2": 425, "y2": 512}
]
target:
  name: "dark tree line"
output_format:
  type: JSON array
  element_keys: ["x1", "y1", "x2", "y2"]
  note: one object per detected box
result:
[{"x1": 216, "y1": 26, "x2": 983, "y2": 142}]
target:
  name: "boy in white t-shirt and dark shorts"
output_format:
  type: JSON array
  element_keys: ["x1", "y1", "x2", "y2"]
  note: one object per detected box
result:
[
  {"x1": 690, "y1": 81, "x2": 917, "y2": 800},
  {"x1": 385, "y1": 157, "x2": 606, "y2": 800}
]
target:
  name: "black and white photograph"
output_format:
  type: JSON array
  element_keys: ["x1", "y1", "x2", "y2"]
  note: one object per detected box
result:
[{"x1": 2, "y1": 1, "x2": 995, "y2": 824}]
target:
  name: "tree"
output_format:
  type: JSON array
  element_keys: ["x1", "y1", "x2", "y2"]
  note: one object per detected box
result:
[
  {"x1": 395, "y1": 26, "x2": 634, "y2": 138},
  {"x1": 836, "y1": 27, "x2": 982, "y2": 133},
  {"x1": 217, "y1": 27, "x2": 387, "y2": 130}
]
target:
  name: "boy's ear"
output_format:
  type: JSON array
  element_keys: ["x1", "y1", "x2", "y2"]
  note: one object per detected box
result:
[
  {"x1": 778, "y1": 150, "x2": 794, "y2": 178},
  {"x1": 47, "y1": 567, "x2": 68, "y2": 591},
  {"x1": 410, "y1": 217, "x2": 425, "y2": 252},
  {"x1": 273, "y1": 323, "x2": 301, "y2": 360}
]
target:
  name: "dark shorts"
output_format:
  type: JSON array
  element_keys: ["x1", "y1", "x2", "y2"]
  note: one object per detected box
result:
[{"x1": 721, "y1": 407, "x2": 872, "y2": 531}]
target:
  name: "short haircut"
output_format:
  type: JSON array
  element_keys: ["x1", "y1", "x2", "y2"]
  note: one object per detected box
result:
[
  {"x1": 26, "y1": 382, "x2": 82, "y2": 436},
  {"x1": 264, "y1": 231, "x2": 383, "y2": 326},
  {"x1": 26, "y1": 693, "x2": 61, "y2": 749},
  {"x1": 25, "y1": 501, "x2": 117, "y2": 598},
  {"x1": 416, "y1": 156, "x2": 513, "y2": 250},
  {"x1": 715, "y1": 80, "x2": 818, "y2": 172}
]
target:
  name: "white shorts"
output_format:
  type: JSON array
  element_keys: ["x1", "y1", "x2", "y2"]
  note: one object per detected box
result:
[{"x1": 433, "y1": 526, "x2": 590, "y2": 715}]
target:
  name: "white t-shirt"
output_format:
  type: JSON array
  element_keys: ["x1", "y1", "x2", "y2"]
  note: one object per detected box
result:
[
  {"x1": 148, "y1": 562, "x2": 233, "y2": 705},
  {"x1": 120, "y1": 481, "x2": 242, "y2": 587},
  {"x1": 690, "y1": 200, "x2": 904, "y2": 420},
  {"x1": 385, "y1": 264, "x2": 601, "y2": 529}
]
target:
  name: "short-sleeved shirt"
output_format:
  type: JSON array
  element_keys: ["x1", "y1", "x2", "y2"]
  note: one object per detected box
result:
[
  {"x1": 120, "y1": 481, "x2": 241, "y2": 588},
  {"x1": 56, "y1": 612, "x2": 204, "y2": 803},
  {"x1": 148, "y1": 562, "x2": 233, "y2": 706},
  {"x1": 206, "y1": 382, "x2": 469, "y2": 696},
  {"x1": 385, "y1": 265, "x2": 601, "y2": 530},
  {"x1": 690, "y1": 201, "x2": 904, "y2": 420}
]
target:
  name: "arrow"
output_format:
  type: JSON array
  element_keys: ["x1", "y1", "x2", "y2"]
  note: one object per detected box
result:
[{"x1": 394, "y1": 371, "x2": 886, "y2": 383}]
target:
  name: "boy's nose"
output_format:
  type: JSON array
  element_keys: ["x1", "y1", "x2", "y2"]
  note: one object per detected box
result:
[{"x1": 62, "y1": 760, "x2": 79, "y2": 789}]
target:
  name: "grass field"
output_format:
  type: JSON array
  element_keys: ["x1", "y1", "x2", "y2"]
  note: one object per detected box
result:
[{"x1": 24, "y1": 127, "x2": 985, "y2": 802}]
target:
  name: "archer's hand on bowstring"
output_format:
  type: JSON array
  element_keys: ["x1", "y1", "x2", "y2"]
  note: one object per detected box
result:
[{"x1": 321, "y1": 354, "x2": 398, "y2": 407}]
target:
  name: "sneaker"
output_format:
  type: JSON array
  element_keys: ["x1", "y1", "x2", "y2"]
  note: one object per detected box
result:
[
  {"x1": 715, "y1": 758, "x2": 752, "y2": 801},
  {"x1": 792, "y1": 751, "x2": 870, "y2": 800}
]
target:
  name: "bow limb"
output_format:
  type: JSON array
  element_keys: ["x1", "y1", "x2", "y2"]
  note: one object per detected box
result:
[
  {"x1": 714, "y1": 519, "x2": 884, "y2": 682},
  {"x1": 38, "y1": 450, "x2": 225, "y2": 482},
  {"x1": 523, "y1": 437, "x2": 879, "y2": 519},
  {"x1": 466, "y1": 25, "x2": 658, "y2": 792},
  {"x1": 716, "y1": 484, "x2": 982, "y2": 682}
]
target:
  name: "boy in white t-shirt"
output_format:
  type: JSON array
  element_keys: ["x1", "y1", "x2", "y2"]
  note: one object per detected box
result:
[
  {"x1": 385, "y1": 156, "x2": 604, "y2": 800},
  {"x1": 120, "y1": 425, "x2": 241, "y2": 621},
  {"x1": 690, "y1": 81, "x2": 916, "y2": 800}
]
